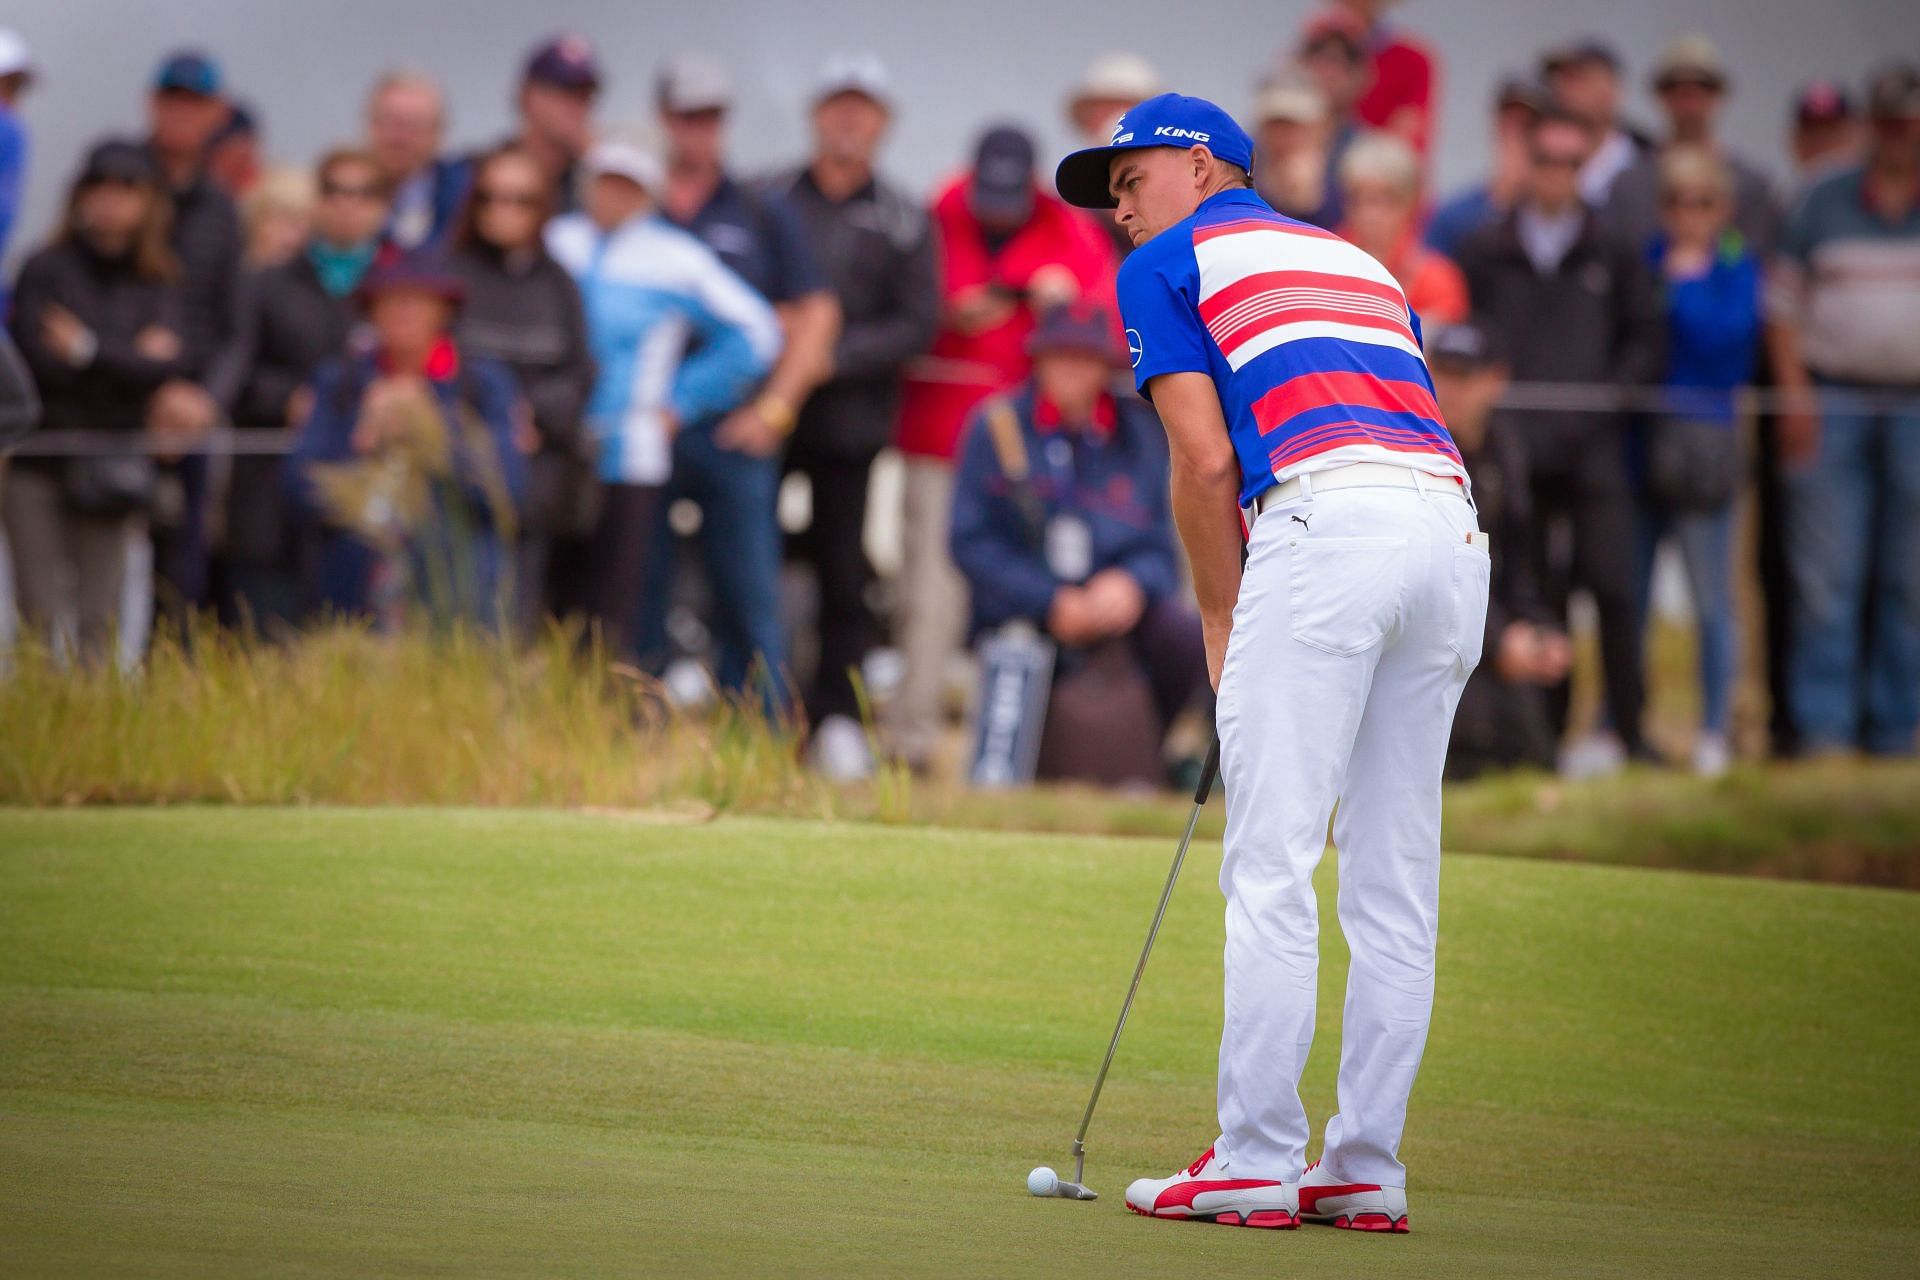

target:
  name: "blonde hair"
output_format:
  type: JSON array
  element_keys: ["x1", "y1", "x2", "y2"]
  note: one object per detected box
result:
[
  {"x1": 243, "y1": 165, "x2": 317, "y2": 230},
  {"x1": 1658, "y1": 144, "x2": 1732, "y2": 202},
  {"x1": 1338, "y1": 130, "x2": 1421, "y2": 200}
]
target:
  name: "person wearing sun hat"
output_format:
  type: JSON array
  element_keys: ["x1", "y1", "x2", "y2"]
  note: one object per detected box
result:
[{"x1": 282, "y1": 248, "x2": 527, "y2": 625}]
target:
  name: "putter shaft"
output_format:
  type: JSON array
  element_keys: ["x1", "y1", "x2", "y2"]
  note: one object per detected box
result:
[{"x1": 1069, "y1": 739, "x2": 1220, "y2": 1186}]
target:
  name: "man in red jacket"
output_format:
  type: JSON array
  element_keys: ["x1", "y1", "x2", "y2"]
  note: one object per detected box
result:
[{"x1": 886, "y1": 125, "x2": 1115, "y2": 771}]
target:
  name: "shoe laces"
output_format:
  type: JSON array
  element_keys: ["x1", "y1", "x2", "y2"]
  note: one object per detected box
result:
[{"x1": 1187, "y1": 1146, "x2": 1216, "y2": 1177}]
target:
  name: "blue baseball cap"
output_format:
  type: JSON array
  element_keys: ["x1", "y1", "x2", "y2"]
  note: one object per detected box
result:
[
  {"x1": 1054, "y1": 91, "x2": 1255, "y2": 209},
  {"x1": 153, "y1": 50, "x2": 222, "y2": 97}
]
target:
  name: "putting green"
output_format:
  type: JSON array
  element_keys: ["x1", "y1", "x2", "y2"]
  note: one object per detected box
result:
[{"x1": 1, "y1": 809, "x2": 1915, "y2": 1277}]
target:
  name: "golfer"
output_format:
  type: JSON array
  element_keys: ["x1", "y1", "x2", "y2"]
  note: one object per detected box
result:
[{"x1": 1055, "y1": 94, "x2": 1488, "y2": 1233}]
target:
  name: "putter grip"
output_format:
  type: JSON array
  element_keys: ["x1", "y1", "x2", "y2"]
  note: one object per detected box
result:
[{"x1": 1194, "y1": 738, "x2": 1220, "y2": 805}]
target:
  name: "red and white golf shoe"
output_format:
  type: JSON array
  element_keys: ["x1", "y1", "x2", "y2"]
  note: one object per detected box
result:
[
  {"x1": 1295, "y1": 1159, "x2": 1410, "y2": 1233},
  {"x1": 1123, "y1": 1146, "x2": 1299, "y2": 1229}
]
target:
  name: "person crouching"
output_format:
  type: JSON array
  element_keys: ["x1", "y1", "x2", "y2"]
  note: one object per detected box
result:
[
  {"x1": 949, "y1": 301, "x2": 1206, "y2": 786},
  {"x1": 282, "y1": 251, "x2": 526, "y2": 629}
]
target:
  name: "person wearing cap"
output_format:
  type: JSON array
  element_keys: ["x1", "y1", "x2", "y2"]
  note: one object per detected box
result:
[
  {"x1": 282, "y1": 250, "x2": 525, "y2": 625},
  {"x1": 1328, "y1": 0, "x2": 1438, "y2": 158},
  {"x1": 890, "y1": 124, "x2": 1115, "y2": 774},
  {"x1": 0, "y1": 27, "x2": 36, "y2": 312},
  {"x1": 1788, "y1": 80, "x2": 1861, "y2": 192},
  {"x1": 366, "y1": 68, "x2": 471, "y2": 252},
  {"x1": 205, "y1": 147, "x2": 394, "y2": 631},
  {"x1": 1598, "y1": 35, "x2": 1781, "y2": 260},
  {"x1": 446, "y1": 142, "x2": 595, "y2": 639},
  {"x1": 507, "y1": 34, "x2": 603, "y2": 216},
  {"x1": 1065, "y1": 52, "x2": 1163, "y2": 259},
  {"x1": 1457, "y1": 103, "x2": 1665, "y2": 776},
  {"x1": 6, "y1": 138, "x2": 197, "y2": 665},
  {"x1": 1538, "y1": 38, "x2": 1653, "y2": 206},
  {"x1": 1424, "y1": 75, "x2": 1546, "y2": 260},
  {"x1": 762, "y1": 52, "x2": 940, "y2": 777},
  {"x1": 144, "y1": 49, "x2": 244, "y2": 621},
  {"x1": 642, "y1": 54, "x2": 840, "y2": 726},
  {"x1": 1250, "y1": 74, "x2": 1338, "y2": 229},
  {"x1": 544, "y1": 131, "x2": 782, "y2": 672},
  {"x1": 1766, "y1": 63, "x2": 1920, "y2": 758},
  {"x1": 1056, "y1": 91, "x2": 1485, "y2": 1232},
  {"x1": 1426, "y1": 319, "x2": 1567, "y2": 778},
  {"x1": 948, "y1": 300, "x2": 1203, "y2": 785},
  {"x1": 1336, "y1": 132, "x2": 1466, "y2": 326}
]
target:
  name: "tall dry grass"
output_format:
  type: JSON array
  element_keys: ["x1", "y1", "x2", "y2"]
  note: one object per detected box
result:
[{"x1": 0, "y1": 621, "x2": 911, "y2": 820}]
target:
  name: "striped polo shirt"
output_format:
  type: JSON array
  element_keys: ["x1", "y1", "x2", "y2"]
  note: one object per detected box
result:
[{"x1": 1116, "y1": 188, "x2": 1464, "y2": 505}]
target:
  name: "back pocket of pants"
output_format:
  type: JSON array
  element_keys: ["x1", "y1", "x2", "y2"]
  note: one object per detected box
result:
[
  {"x1": 1286, "y1": 535, "x2": 1408, "y2": 657},
  {"x1": 1448, "y1": 541, "x2": 1492, "y2": 672}
]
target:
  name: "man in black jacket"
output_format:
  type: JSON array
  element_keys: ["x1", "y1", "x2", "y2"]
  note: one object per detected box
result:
[
  {"x1": 1458, "y1": 105, "x2": 1666, "y2": 770},
  {"x1": 145, "y1": 51, "x2": 244, "y2": 619},
  {"x1": 765, "y1": 52, "x2": 940, "y2": 776},
  {"x1": 1427, "y1": 321, "x2": 1569, "y2": 778}
]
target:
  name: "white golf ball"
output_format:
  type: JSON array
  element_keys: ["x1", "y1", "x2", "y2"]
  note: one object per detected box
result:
[{"x1": 1027, "y1": 1165, "x2": 1057, "y2": 1197}]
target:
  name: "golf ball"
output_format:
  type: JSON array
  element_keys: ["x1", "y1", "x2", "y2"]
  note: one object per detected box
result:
[{"x1": 1027, "y1": 1166, "x2": 1057, "y2": 1197}]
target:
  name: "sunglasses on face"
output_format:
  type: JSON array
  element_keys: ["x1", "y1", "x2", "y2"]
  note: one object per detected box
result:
[
  {"x1": 322, "y1": 181, "x2": 383, "y2": 200},
  {"x1": 475, "y1": 189, "x2": 543, "y2": 210},
  {"x1": 1531, "y1": 151, "x2": 1585, "y2": 170},
  {"x1": 1662, "y1": 192, "x2": 1721, "y2": 211}
]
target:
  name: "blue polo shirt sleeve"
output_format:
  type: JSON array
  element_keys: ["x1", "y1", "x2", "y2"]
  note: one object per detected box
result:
[
  {"x1": 1116, "y1": 235, "x2": 1212, "y2": 395},
  {"x1": 760, "y1": 193, "x2": 829, "y2": 302}
]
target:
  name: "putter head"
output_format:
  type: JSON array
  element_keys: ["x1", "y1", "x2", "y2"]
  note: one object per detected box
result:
[{"x1": 1051, "y1": 1179, "x2": 1098, "y2": 1200}]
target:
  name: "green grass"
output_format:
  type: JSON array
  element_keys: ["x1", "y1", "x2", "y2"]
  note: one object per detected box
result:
[{"x1": 2, "y1": 809, "x2": 1916, "y2": 1277}]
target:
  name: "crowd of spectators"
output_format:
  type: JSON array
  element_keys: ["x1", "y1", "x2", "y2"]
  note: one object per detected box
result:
[{"x1": 0, "y1": 6, "x2": 1915, "y2": 784}]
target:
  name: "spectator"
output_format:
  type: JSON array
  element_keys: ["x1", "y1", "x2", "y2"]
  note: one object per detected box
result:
[
  {"x1": 764, "y1": 52, "x2": 940, "y2": 776},
  {"x1": 239, "y1": 166, "x2": 316, "y2": 269},
  {"x1": 0, "y1": 329, "x2": 38, "y2": 451},
  {"x1": 1251, "y1": 74, "x2": 1338, "y2": 229},
  {"x1": 6, "y1": 140, "x2": 198, "y2": 664},
  {"x1": 1063, "y1": 52, "x2": 1161, "y2": 148},
  {"x1": 1540, "y1": 38, "x2": 1651, "y2": 206},
  {"x1": 1332, "y1": 0, "x2": 1438, "y2": 157},
  {"x1": 1768, "y1": 64, "x2": 1920, "y2": 758},
  {"x1": 282, "y1": 252, "x2": 525, "y2": 627},
  {"x1": 545, "y1": 132, "x2": 781, "y2": 664},
  {"x1": 506, "y1": 35, "x2": 601, "y2": 216},
  {"x1": 1428, "y1": 320, "x2": 1568, "y2": 778},
  {"x1": 1337, "y1": 131, "x2": 1467, "y2": 324},
  {"x1": 890, "y1": 123, "x2": 1114, "y2": 773},
  {"x1": 1637, "y1": 146, "x2": 1762, "y2": 777},
  {"x1": 1458, "y1": 104, "x2": 1667, "y2": 774},
  {"x1": 448, "y1": 142, "x2": 596, "y2": 639},
  {"x1": 1063, "y1": 52, "x2": 1161, "y2": 259},
  {"x1": 144, "y1": 50, "x2": 241, "y2": 619},
  {"x1": 1426, "y1": 75, "x2": 1547, "y2": 260},
  {"x1": 1788, "y1": 80, "x2": 1861, "y2": 193},
  {"x1": 207, "y1": 148, "x2": 392, "y2": 631},
  {"x1": 1294, "y1": 7, "x2": 1369, "y2": 212},
  {"x1": 645, "y1": 54, "x2": 841, "y2": 720},
  {"x1": 948, "y1": 301, "x2": 1203, "y2": 786},
  {"x1": 0, "y1": 29, "x2": 36, "y2": 314},
  {"x1": 204, "y1": 102, "x2": 261, "y2": 199},
  {"x1": 1600, "y1": 35, "x2": 1781, "y2": 259},
  {"x1": 366, "y1": 69, "x2": 469, "y2": 252}
]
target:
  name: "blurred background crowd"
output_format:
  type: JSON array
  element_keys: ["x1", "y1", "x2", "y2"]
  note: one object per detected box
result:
[{"x1": 0, "y1": 1, "x2": 1915, "y2": 788}]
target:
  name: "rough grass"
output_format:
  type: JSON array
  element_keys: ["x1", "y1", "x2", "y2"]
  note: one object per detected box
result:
[
  {"x1": 3, "y1": 622, "x2": 1916, "y2": 887},
  {"x1": 1, "y1": 808, "x2": 1916, "y2": 1277}
]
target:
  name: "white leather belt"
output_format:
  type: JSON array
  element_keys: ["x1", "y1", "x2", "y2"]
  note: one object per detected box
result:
[{"x1": 1249, "y1": 462, "x2": 1468, "y2": 518}]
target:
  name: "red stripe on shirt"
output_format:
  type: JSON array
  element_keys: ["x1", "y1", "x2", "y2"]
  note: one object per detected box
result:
[
  {"x1": 1251, "y1": 370, "x2": 1444, "y2": 436},
  {"x1": 1200, "y1": 271, "x2": 1408, "y2": 330},
  {"x1": 1268, "y1": 431, "x2": 1463, "y2": 471},
  {"x1": 1213, "y1": 303, "x2": 1416, "y2": 359},
  {"x1": 1193, "y1": 217, "x2": 1342, "y2": 245}
]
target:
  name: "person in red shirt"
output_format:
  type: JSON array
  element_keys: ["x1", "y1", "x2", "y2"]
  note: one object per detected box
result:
[
  {"x1": 886, "y1": 125, "x2": 1115, "y2": 770},
  {"x1": 1337, "y1": 132, "x2": 1467, "y2": 325},
  {"x1": 1333, "y1": 0, "x2": 1439, "y2": 157}
]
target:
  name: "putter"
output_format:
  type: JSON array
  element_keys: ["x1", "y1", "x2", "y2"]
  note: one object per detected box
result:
[{"x1": 1035, "y1": 737, "x2": 1221, "y2": 1201}]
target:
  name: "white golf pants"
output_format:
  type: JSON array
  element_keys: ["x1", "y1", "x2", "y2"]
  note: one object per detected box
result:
[{"x1": 1213, "y1": 476, "x2": 1488, "y2": 1188}]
